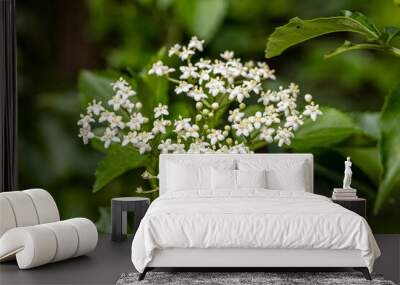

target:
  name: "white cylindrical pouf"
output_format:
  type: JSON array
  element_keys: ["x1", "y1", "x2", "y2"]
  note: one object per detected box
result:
[
  {"x1": 1, "y1": 192, "x2": 39, "y2": 227},
  {"x1": 0, "y1": 226, "x2": 57, "y2": 269},
  {"x1": 42, "y1": 221, "x2": 79, "y2": 262},
  {"x1": 0, "y1": 196, "x2": 17, "y2": 237},
  {"x1": 65, "y1": 218, "x2": 98, "y2": 257},
  {"x1": 23, "y1": 189, "x2": 60, "y2": 224}
]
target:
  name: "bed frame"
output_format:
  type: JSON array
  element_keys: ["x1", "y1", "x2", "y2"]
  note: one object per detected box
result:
[{"x1": 139, "y1": 154, "x2": 372, "y2": 281}]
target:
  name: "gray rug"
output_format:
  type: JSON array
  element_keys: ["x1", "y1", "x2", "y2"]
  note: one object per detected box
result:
[{"x1": 116, "y1": 272, "x2": 396, "y2": 285}]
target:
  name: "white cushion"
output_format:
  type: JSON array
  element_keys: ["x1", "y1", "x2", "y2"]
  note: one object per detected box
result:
[
  {"x1": 0, "y1": 189, "x2": 97, "y2": 269},
  {"x1": 0, "y1": 218, "x2": 98, "y2": 269},
  {"x1": 167, "y1": 163, "x2": 211, "y2": 191},
  {"x1": 236, "y1": 169, "x2": 267, "y2": 189},
  {"x1": 237, "y1": 159, "x2": 309, "y2": 191},
  {"x1": 211, "y1": 168, "x2": 236, "y2": 190}
]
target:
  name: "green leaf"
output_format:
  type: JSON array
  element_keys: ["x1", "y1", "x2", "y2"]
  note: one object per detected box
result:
[
  {"x1": 135, "y1": 48, "x2": 169, "y2": 117},
  {"x1": 382, "y1": 26, "x2": 400, "y2": 44},
  {"x1": 265, "y1": 14, "x2": 380, "y2": 58},
  {"x1": 175, "y1": 0, "x2": 228, "y2": 41},
  {"x1": 375, "y1": 85, "x2": 400, "y2": 213},
  {"x1": 78, "y1": 70, "x2": 115, "y2": 106},
  {"x1": 351, "y1": 112, "x2": 380, "y2": 140},
  {"x1": 324, "y1": 41, "x2": 388, "y2": 59},
  {"x1": 93, "y1": 145, "x2": 149, "y2": 192},
  {"x1": 335, "y1": 147, "x2": 381, "y2": 185},
  {"x1": 95, "y1": 207, "x2": 112, "y2": 233},
  {"x1": 169, "y1": 100, "x2": 194, "y2": 120},
  {"x1": 291, "y1": 107, "x2": 362, "y2": 150}
]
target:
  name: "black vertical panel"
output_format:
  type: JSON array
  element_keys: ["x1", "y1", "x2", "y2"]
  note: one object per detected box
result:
[{"x1": 0, "y1": 0, "x2": 17, "y2": 192}]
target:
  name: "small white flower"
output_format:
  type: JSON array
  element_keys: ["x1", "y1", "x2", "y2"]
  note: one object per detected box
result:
[
  {"x1": 179, "y1": 46, "x2": 195, "y2": 61},
  {"x1": 195, "y1": 58, "x2": 212, "y2": 69},
  {"x1": 108, "y1": 94, "x2": 124, "y2": 111},
  {"x1": 205, "y1": 77, "x2": 226, "y2": 97},
  {"x1": 122, "y1": 100, "x2": 134, "y2": 113},
  {"x1": 127, "y1": 112, "x2": 147, "y2": 130},
  {"x1": 158, "y1": 139, "x2": 173, "y2": 153},
  {"x1": 111, "y1": 77, "x2": 129, "y2": 91},
  {"x1": 171, "y1": 143, "x2": 185, "y2": 153},
  {"x1": 259, "y1": 127, "x2": 275, "y2": 143},
  {"x1": 232, "y1": 118, "x2": 253, "y2": 137},
  {"x1": 116, "y1": 87, "x2": 136, "y2": 100},
  {"x1": 78, "y1": 126, "x2": 95, "y2": 144},
  {"x1": 198, "y1": 70, "x2": 211, "y2": 84},
  {"x1": 228, "y1": 108, "x2": 244, "y2": 122},
  {"x1": 141, "y1": 171, "x2": 151, "y2": 180},
  {"x1": 228, "y1": 86, "x2": 247, "y2": 103},
  {"x1": 256, "y1": 62, "x2": 276, "y2": 80},
  {"x1": 148, "y1": 60, "x2": 175, "y2": 76},
  {"x1": 99, "y1": 111, "x2": 113, "y2": 123},
  {"x1": 77, "y1": 114, "x2": 94, "y2": 128},
  {"x1": 304, "y1": 94, "x2": 313, "y2": 102},
  {"x1": 137, "y1": 142, "x2": 151, "y2": 154},
  {"x1": 207, "y1": 129, "x2": 225, "y2": 145},
  {"x1": 288, "y1": 83, "x2": 300, "y2": 96},
  {"x1": 122, "y1": 131, "x2": 138, "y2": 146},
  {"x1": 87, "y1": 100, "x2": 104, "y2": 116},
  {"x1": 243, "y1": 80, "x2": 262, "y2": 94},
  {"x1": 101, "y1": 128, "x2": 120, "y2": 148},
  {"x1": 174, "y1": 117, "x2": 192, "y2": 132},
  {"x1": 284, "y1": 115, "x2": 304, "y2": 131},
  {"x1": 179, "y1": 65, "x2": 199, "y2": 79},
  {"x1": 188, "y1": 141, "x2": 210, "y2": 153},
  {"x1": 220, "y1": 50, "x2": 234, "y2": 60},
  {"x1": 108, "y1": 113, "x2": 125, "y2": 129},
  {"x1": 168, "y1": 44, "x2": 181, "y2": 57},
  {"x1": 303, "y1": 103, "x2": 322, "y2": 121},
  {"x1": 154, "y1": 104, "x2": 169, "y2": 118},
  {"x1": 228, "y1": 143, "x2": 251, "y2": 154},
  {"x1": 274, "y1": 128, "x2": 294, "y2": 147},
  {"x1": 188, "y1": 87, "x2": 207, "y2": 101},
  {"x1": 188, "y1": 36, "x2": 204, "y2": 51},
  {"x1": 152, "y1": 119, "x2": 171, "y2": 134},
  {"x1": 248, "y1": 112, "x2": 266, "y2": 129},
  {"x1": 175, "y1": 81, "x2": 193, "y2": 94}
]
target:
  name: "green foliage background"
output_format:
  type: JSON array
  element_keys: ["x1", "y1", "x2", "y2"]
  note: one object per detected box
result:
[{"x1": 17, "y1": 0, "x2": 400, "y2": 233}]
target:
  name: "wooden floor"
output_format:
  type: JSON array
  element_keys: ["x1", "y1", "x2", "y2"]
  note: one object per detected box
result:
[{"x1": 0, "y1": 234, "x2": 399, "y2": 285}]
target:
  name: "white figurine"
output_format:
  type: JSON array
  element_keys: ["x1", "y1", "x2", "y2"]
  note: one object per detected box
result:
[{"x1": 343, "y1": 157, "x2": 353, "y2": 189}]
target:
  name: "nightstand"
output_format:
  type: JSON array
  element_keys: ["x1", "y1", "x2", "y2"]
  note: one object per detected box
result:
[
  {"x1": 111, "y1": 197, "x2": 150, "y2": 242},
  {"x1": 331, "y1": 198, "x2": 366, "y2": 219}
]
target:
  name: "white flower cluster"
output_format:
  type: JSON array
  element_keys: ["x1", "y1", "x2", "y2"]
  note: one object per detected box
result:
[
  {"x1": 79, "y1": 37, "x2": 322, "y2": 192},
  {"x1": 147, "y1": 36, "x2": 322, "y2": 148}
]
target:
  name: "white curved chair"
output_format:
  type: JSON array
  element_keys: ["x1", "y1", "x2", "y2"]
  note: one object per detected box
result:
[{"x1": 0, "y1": 189, "x2": 98, "y2": 269}]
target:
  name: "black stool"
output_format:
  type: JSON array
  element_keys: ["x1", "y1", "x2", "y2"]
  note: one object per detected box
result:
[{"x1": 111, "y1": 197, "x2": 150, "y2": 242}]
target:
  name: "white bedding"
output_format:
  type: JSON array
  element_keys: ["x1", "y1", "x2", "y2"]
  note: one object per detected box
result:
[{"x1": 131, "y1": 190, "x2": 380, "y2": 273}]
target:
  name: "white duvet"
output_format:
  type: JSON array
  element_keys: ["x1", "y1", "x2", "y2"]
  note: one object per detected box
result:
[{"x1": 131, "y1": 190, "x2": 380, "y2": 273}]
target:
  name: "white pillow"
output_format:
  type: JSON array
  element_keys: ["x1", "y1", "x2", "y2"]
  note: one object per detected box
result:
[
  {"x1": 266, "y1": 167, "x2": 306, "y2": 191},
  {"x1": 236, "y1": 169, "x2": 267, "y2": 189},
  {"x1": 211, "y1": 168, "x2": 236, "y2": 190},
  {"x1": 237, "y1": 159, "x2": 309, "y2": 191},
  {"x1": 167, "y1": 162, "x2": 211, "y2": 191}
]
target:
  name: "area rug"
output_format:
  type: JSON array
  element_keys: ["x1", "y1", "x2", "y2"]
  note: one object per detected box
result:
[{"x1": 116, "y1": 272, "x2": 395, "y2": 285}]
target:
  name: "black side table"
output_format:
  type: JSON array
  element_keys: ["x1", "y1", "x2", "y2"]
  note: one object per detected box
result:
[
  {"x1": 331, "y1": 198, "x2": 366, "y2": 219},
  {"x1": 111, "y1": 197, "x2": 150, "y2": 242}
]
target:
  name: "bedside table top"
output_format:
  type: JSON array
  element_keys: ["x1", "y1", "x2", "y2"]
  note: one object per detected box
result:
[
  {"x1": 112, "y1": 197, "x2": 149, "y2": 202},
  {"x1": 331, "y1": 197, "x2": 366, "y2": 202}
]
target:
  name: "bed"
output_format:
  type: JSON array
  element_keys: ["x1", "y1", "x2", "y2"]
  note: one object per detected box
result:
[{"x1": 131, "y1": 154, "x2": 380, "y2": 280}]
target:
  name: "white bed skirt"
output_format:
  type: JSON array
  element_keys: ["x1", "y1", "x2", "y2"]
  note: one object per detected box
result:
[{"x1": 148, "y1": 248, "x2": 366, "y2": 268}]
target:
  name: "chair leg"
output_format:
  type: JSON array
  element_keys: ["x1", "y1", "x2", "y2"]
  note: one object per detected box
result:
[
  {"x1": 354, "y1": 267, "x2": 371, "y2": 280},
  {"x1": 138, "y1": 268, "x2": 148, "y2": 281}
]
